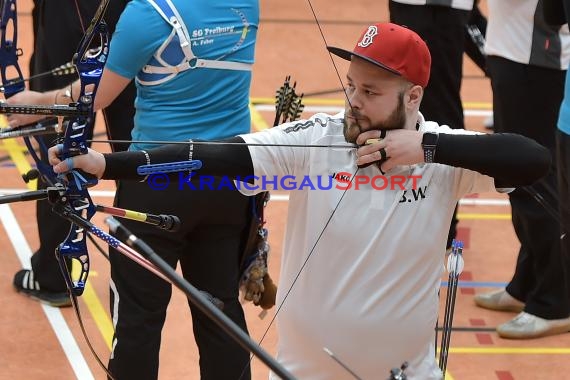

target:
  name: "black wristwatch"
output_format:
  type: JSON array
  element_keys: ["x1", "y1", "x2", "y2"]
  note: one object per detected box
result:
[{"x1": 421, "y1": 132, "x2": 439, "y2": 163}]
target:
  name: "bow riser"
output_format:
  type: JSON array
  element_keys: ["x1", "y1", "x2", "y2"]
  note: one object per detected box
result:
[{"x1": 55, "y1": 18, "x2": 109, "y2": 296}]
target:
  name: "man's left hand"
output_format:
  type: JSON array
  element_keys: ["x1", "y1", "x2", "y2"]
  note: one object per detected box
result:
[{"x1": 355, "y1": 129, "x2": 424, "y2": 172}]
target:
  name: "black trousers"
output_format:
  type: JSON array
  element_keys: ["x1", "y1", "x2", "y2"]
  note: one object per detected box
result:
[
  {"x1": 28, "y1": 0, "x2": 135, "y2": 291},
  {"x1": 464, "y1": 3, "x2": 488, "y2": 77},
  {"x1": 556, "y1": 130, "x2": 570, "y2": 312},
  {"x1": 389, "y1": 1, "x2": 470, "y2": 248},
  {"x1": 108, "y1": 180, "x2": 252, "y2": 380},
  {"x1": 489, "y1": 56, "x2": 569, "y2": 319}
]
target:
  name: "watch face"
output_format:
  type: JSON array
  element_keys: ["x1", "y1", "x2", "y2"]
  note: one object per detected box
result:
[
  {"x1": 423, "y1": 132, "x2": 438, "y2": 146},
  {"x1": 422, "y1": 132, "x2": 438, "y2": 163}
]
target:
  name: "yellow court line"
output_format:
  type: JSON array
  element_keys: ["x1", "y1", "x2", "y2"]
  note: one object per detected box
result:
[
  {"x1": 1, "y1": 139, "x2": 37, "y2": 189},
  {"x1": 251, "y1": 96, "x2": 492, "y2": 110},
  {"x1": 82, "y1": 287, "x2": 113, "y2": 350},
  {"x1": 249, "y1": 102, "x2": 270, "y2": 132},
  {"x1": 71, "y1": 268, "x2": 113, "y2": 350},
  {"x1": 457, "y1": 213, "x2": 511, "y2": 220},
  {"x1": 251, "y1": 97, "x2": 346, "y2": 106},
  {"x1": 0, "y1": 116, "x2": 37, "y2": 189},
  {"x1": 0, "y1": 117, "x2": 114, "y2": 350},
  {"x1": 464, "y1": 101, "x2": 493, "y2": 110},
  {"x1": 0, "y1": 143, "x2": 28, "y2": 153}
]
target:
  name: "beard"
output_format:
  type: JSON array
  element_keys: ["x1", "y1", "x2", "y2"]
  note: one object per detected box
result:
[{"x1": 343, "y1": 93, "x2": 406, "y2": 144}]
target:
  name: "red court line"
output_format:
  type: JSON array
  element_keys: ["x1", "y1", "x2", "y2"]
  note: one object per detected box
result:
[
  {"x1": 476, "y1": 333, "x2": 494, "y2": 345},
  {"x1": 457, "y1": 226, "x2": 471, "y2": 249},
  {"x1": 460, "y1": 271, "x2": 475, "y2": 295},
  {"x1": 469, "y1": 318, "x2": 487, "y2": 327},
  {"x1": 496, "y1": 370, "x2": 515, "y2": 380}
]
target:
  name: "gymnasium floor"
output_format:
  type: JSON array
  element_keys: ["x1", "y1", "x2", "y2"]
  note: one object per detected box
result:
[{"x1": 1, "y1": 1, "x2": 570, "y2": 379}]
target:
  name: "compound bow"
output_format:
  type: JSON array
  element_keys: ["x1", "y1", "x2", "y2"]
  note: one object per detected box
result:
[{"x1": 0, "y1": 1, "x2": 297, "y2": 378}]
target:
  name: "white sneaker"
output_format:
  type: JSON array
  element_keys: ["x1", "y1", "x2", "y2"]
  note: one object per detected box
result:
[
  {"x1": 497, "y1": 312, "x2": 570, "y2": 339},
  {"x1": 484, "y1": 115, "x2": 494, "y2": 129},
  {"x1": 474, "y1": 289, "x2": 524, "y2": 312}
]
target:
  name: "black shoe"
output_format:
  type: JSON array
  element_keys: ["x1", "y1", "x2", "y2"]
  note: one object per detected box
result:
[{"x1": 13, "y1": 269, "x2": 71, "y2": 307}]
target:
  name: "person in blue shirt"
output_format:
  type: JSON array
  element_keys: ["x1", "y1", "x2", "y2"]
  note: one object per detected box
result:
[{"x1": 7, "y1": 1, "x2": 259, "y2": 379}]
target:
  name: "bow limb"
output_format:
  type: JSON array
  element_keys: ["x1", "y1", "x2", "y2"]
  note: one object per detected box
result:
[
  {"x1": 0, "y1": 0, "x2": 24, "y2": 97},
  {"x1": 0, "y1": 0, "x2": 61, "y2": 188}
]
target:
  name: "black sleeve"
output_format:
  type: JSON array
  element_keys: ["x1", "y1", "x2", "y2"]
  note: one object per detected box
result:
[
  {"x1": 434, "y1": 132, "x2": 551, "y2": 187},
  {"x1": 102, "y1": 136, "x2": 254, "y2": 180},
  {"x1": 544, "y1": 0, "x2": 568, "y2": 26}
]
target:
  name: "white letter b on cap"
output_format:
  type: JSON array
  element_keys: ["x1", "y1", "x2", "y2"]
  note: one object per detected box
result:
[{"x1": 358, "y1": 26, "x2": 378, "y2": 48}]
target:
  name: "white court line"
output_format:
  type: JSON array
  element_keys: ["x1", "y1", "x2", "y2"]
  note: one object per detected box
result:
[
  {"x1": 0, "y1": 203, "x2": 94, "y2": 380},
  {"x1": 459, "y1": 198, "x2": 509, "y2": 206}
]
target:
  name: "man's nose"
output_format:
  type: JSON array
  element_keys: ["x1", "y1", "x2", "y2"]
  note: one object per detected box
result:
[{"x1": 347, "y1": 89, "x2": 362, "y2": 108}]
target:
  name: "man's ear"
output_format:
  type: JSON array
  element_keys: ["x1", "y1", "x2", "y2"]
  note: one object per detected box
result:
[{"x1": 406, "y1": 85, "x2": 423, "y2": 109}]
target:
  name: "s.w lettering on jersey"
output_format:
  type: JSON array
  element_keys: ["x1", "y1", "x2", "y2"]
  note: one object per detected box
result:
[{"x1": 399, "y1": 186, "x2": 428, "y2": 203}]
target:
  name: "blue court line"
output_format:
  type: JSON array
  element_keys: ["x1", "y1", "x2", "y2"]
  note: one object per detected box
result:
[{"x1": 440, "y1": 281, "x2": 508, "y2": 288}]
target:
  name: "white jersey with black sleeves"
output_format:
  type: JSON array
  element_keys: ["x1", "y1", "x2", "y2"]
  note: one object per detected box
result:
[
  {"x1": 485, "y1": 0, "x2": 570, "y2": 70},
  {"x1": 240, "y1": 111, "x2": 495, "y2": 379}
]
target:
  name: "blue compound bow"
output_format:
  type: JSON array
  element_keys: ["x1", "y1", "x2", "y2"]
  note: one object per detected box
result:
[
  {"x1": 0, "y1": 0, "x2": 109, "y2": 296},
  {"x1": 0, "y1": 1, "x2": 296, "y2": 378}
]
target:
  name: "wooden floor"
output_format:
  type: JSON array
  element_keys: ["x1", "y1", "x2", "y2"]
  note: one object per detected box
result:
[{"x1": 1, "y1": 0, "x2": 569, "y2": 379}]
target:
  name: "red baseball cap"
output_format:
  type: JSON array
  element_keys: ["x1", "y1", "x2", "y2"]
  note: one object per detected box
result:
[{"x1": 327, "y1": 22, "x2": 431, "y2": 88}]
